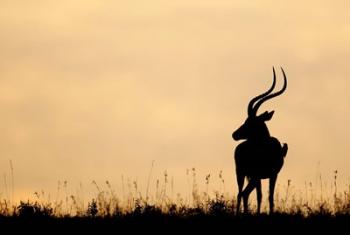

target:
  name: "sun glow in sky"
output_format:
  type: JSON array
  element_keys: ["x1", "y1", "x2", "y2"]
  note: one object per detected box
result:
[{"x1": 0, "y1": 0, "x2": 349, "y2": 201}]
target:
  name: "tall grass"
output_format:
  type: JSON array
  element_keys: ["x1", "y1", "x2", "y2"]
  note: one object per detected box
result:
[{"x1": 0, "y1": 169, "x2": 348, "y2": 218}]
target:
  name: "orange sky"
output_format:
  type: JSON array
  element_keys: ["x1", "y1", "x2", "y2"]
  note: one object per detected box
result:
[{"x1": 0, "y1": 1, "x2": 349, "y2": 202}]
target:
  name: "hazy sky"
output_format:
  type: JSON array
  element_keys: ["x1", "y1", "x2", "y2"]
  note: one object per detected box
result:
[{"x1": 0, "y1": 1, "x2": 349, "y2": 201}]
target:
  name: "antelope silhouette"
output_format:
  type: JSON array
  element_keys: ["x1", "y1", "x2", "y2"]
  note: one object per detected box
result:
[{"x1": 232, "y1": 67, "x2": 288, "y2": 214}]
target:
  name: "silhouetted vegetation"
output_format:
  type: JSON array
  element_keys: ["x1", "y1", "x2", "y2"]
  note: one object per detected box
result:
[{"x1": 0, "y1": 169, "x2": 348, "y2": 233}]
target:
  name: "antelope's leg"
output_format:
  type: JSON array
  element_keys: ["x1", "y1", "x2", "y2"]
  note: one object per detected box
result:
[
  {"x1": 242, "y1": 178, "x2": 257, "y2": 213},
  {"x1": 236, "y1": 170, "x2": 245, "y2": 214},
  {"x1": 256, "y1": 179, "x2": 262, "y2": 214},
  {"x1": 269, "y1": 174, "x2": 277, "y2": 214}
]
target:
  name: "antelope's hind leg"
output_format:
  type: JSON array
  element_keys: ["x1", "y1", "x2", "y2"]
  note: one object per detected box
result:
[{"x1": 269, "y1": 174, "x2": 278, "y2": 214}]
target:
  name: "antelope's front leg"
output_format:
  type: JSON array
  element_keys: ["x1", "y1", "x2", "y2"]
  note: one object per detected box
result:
[
  {"x1": 256, "y1": 180, "x2": 262, "y2": 214},
  {"x1": 242, "y1": 179, "x2": 257, "y2": 213},
  {"x1": 236, "y1": 170, "x2": 244, "y2": 214}
]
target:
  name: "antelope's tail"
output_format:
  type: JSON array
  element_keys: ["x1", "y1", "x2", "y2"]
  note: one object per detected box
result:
[{"x1": 282, "y1": 143, "x2": 288, "y2": 158}]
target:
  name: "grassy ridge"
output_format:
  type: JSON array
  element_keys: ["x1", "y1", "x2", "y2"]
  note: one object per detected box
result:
[
  {"x1": 0, "y1": 191, "x2": 349, "y2": 233},
  {"x1": 0, "y1": 169, "x2": 349, "y2": 233},
  {"x1": 0, "y1": 210, "x2": 348, "y2": 233}
]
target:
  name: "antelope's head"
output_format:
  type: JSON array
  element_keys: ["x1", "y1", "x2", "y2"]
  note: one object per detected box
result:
[{"x1": 232, "y1": 67, "x2": 287, "y2": 141}]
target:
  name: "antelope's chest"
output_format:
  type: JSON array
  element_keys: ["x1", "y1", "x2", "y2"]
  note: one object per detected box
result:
[
  {"x1": 234, "y1": 139, "x2": 283, "y2": 175},
  {"x1": 235, "y1": 140, "x2": 277, "y2": 158}
]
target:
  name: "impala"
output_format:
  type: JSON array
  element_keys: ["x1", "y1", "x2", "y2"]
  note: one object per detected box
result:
[{"x1": 232, "y1": 67, "x2": 288, "y2": 214}]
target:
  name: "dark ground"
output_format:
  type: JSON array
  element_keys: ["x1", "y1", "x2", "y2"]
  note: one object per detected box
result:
[{"x1": 0, "y1": 213, "x2": 348, "y2": 234}]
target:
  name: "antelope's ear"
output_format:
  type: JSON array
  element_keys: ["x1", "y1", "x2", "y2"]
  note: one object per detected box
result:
[{"x1": 259, "y1": 111, "x2": 274, "y2": 121}]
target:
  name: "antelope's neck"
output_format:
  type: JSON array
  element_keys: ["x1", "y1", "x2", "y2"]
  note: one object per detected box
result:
[{"x1": 250, "y1": 126, "x2": 271, "y2": 142}]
